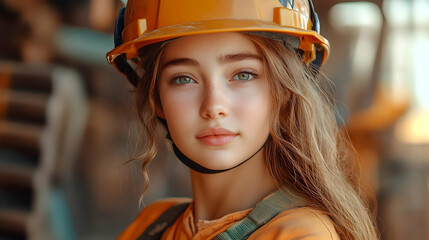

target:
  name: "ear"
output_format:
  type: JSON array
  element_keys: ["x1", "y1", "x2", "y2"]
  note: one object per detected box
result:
[{"x1": 155, "y1": 104, "x2": 165, "y2": 119}]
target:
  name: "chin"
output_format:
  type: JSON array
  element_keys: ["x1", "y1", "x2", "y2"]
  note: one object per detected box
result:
[{"x1": 191, "y1": 153, "x2": 244, "y2": 170}]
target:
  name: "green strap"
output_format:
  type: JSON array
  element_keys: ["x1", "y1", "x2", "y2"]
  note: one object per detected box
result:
[{"x1": 213, "y1": 190, "x2": 304, "y2": 240}]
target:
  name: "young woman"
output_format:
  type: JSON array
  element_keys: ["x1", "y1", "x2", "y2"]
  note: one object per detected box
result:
[{"x1": 107, "y1": 0, "x2": 379, "y2": 239}]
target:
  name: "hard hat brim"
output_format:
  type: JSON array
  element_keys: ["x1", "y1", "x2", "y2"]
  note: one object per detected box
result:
[{"x1": 106, "y1": 19, "x2": 329, "y2": 64}]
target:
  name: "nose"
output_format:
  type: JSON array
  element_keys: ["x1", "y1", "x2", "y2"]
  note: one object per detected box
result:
[{"x1": 200, "y1": 82, "x2": 229, "y2": 119}]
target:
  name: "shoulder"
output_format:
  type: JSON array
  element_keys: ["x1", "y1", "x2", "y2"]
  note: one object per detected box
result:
[
  {"x1": 249, "y1": 207, "x2": 340, "y2": 240},
  {"x1": 117, "y1": 197, "x2": 191, "y2": 240}
]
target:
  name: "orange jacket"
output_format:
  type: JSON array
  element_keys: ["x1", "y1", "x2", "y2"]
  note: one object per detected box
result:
[{"x1": 118, "y1": 196, "x2": 339, "y2": 240}]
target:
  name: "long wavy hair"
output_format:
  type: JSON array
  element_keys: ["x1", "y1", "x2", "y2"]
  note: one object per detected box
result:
[{"x1": 133, "y1": 33, "x2": 378, "y2": 240}]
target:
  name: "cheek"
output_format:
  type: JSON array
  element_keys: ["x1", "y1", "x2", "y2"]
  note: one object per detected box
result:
[
  {"x1": 159, "y1": 92, "x2": 198, "y2": 138},
  {"x1": 234, "y1": 90, "x2": 272, "y2": 129}
]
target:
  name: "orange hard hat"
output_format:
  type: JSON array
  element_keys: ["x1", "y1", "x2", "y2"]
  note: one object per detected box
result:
[{"x1": 107, "y1": 0, "x2": 330, "y2": 86}]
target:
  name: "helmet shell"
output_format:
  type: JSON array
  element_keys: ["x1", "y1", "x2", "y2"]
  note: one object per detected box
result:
[{"x1": 107, "y1": 0, "x2": 329, "y2": 79}]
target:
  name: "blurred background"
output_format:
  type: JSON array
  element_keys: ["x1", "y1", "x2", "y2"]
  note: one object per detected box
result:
[{"x1": 0, "y1": 0, "x2": 427, "y2": 239}]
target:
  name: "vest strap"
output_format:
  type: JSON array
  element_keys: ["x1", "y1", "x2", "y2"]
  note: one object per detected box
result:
[
  {"x1": 137, "y1": 202, "x2": 190, "y2": 240},
  {"x1": 213, "y1": 190, "x2": 304, "y2": 240},
  {"x1": 137, "y1": 189, "x2": 304, "y2": 240}
]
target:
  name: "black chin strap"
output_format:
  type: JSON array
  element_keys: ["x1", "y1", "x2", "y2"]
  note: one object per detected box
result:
[{"x1": 172, "y1": 141, "x2": 267, "y2": 174}]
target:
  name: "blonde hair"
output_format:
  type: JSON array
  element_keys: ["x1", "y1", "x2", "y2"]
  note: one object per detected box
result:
[
  {"x1": 134, "y1": 33, "x2": 378, "y2": 240},
  {"x1": 245, "y1": 34, "x2": 378, "y2": 240}
]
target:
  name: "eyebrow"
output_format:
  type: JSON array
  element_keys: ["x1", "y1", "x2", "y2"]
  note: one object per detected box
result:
[
  {"x1": 218, "y1": 53, "x2": 262, "y2": 63},
  {"x1": 161, "y1": 58, "x2": 199, "y2": 70},
  {"x1": 161, "y1": 53, "x2": 262, "y2": 70}
]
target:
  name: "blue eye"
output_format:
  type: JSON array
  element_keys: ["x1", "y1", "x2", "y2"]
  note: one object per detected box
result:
[
  {"x1": 233, "y1": 72, "x2": 255, "y2": 81},
  {"x1": 173, "y1": 76, "x2": 195, "y2": 85}
]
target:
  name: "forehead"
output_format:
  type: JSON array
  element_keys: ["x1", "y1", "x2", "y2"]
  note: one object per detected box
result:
[{"x1": 161, "y1": 32, "x2": 260, "y2": 61}]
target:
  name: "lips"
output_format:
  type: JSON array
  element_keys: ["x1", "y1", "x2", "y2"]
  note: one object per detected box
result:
[{"x1": 196, "y1": 127, "x2": 238, "y2": 146}]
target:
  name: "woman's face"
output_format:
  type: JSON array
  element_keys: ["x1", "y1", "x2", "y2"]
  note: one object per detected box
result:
[{"x1": 157, "y1": 32, "x2": 272, "y2": 171}]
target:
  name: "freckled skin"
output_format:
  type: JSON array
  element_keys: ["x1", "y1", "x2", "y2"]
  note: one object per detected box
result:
[{"x1": 158, "y1": 32, "x2": 271, "y2": 170}]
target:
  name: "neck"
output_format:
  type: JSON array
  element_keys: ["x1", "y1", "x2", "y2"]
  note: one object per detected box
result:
[{"x1": 190, "y1": 149, "x2": 278, "y2": 222}]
